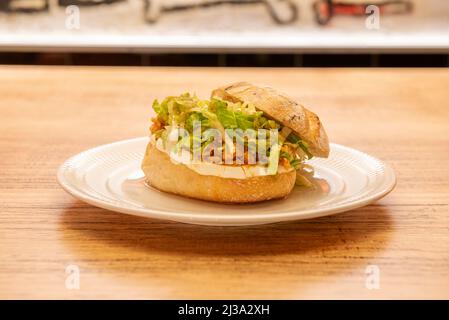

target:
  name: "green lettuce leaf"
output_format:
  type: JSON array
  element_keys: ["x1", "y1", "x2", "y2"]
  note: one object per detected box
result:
[
  {"x1": 280, "y1": 151, "x2": 292, "y2": 161},
  {"x1": 152, "y1": 99, "x2": 168, "y2": 123},
  {"x1": 214, "y1": 99, "x2": 255, "y2": 130},
  {"x1": 185, "y1": 112, "x2": 211, "y2": 133},
  {"x1": 287, "y1": 134, "x2": 313, "y2": 159}
]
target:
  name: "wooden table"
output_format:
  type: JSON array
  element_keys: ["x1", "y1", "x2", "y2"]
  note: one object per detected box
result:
[{"x1": 1, "y1": 66, "x2": 448, "y2": 299}]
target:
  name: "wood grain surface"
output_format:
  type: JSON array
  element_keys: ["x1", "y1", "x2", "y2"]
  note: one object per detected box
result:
[{"x1": 0, "y1": 66, "x2": 448, "y2": 299}]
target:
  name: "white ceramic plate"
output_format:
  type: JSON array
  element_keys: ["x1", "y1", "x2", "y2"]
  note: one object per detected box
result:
[{"x1": 57, "y1": 137, "x2": 396, "y2": 226}]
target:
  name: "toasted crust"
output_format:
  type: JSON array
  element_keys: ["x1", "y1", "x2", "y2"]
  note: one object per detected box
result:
[
  {"x1": 211, "y1": 82, "x2": 330, "y2": 157},
  {"x1": 141, "y1": 143, "x2": 296, "y2": 203}
]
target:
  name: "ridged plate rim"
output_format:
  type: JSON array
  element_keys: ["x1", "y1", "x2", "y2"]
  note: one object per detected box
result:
[{"x1": 57, "y1": 137, "x2": 396, "y2": 226}]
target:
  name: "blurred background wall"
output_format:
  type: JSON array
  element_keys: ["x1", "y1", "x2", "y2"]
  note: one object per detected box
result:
[{"x1": 0, "y1": 0, "x2": 448, "y2": 66}]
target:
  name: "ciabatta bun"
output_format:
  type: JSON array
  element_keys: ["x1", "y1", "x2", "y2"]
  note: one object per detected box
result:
[
  {"x1": 211, "y1": 82, "x2": 330, "y2": 157},
  {"x1": 141, "y1": 143, "x2": 296, "y2": 203}
]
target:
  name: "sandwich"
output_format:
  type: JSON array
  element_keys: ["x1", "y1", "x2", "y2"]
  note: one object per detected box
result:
[{"x1": 141, "y1": 82, "x2": 329, "y2": 203}]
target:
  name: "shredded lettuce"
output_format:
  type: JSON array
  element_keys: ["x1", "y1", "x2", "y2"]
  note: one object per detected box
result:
[
  {"x1": 287, "y1": 134, "x2": 313, "y2": 159},
  {"x1": 199, "y1": 109, "x2": 225, "y2": 134},
  {"x1": 185, "y1": 112, "x2": 211, "y2": 133},
  {"x1": 280, "y1": 151, "x2": 292, "y2": 161},
  {"x1": 290, "y1": 159, "x2": 301, "y2": 169},
  {"x1": 149, "y1": 93, "x2": 313, "y2": 174},
  {"x1": 213, "y1": 99, "x2": 256, "y2": 130},
  {"x1": 153, "y1": 94, "x2": 280, "y2": 134},
  {"x1": 152, "y1": 99, "x2": 168, "y2": 123},
  {"x1": 295, "y1": 173, "x2": 314, "y2": 187}
]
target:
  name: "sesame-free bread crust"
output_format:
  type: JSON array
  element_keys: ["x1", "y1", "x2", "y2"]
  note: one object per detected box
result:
[
  {"x1": 211, "y1": 82, "x2": 330, "y2": 157},
  {"x1": 141, "y1": 143, "x2": 296, "y2": 203}
]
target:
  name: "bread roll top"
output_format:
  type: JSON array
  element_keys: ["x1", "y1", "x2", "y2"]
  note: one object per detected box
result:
[{"x1": 211, "y1": 82, "x2": 329, "y2": 158}]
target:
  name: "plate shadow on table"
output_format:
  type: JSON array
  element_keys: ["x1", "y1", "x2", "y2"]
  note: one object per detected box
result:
[
  {"x1": 60, "y1": 201, "x2": 393, "y2": 297},
  {"x1": 60, "y1": 201, "x2": 394, "y2": 254}
]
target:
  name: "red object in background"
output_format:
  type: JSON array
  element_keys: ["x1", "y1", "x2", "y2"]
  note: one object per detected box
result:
[{"x1": 313, "y1": 0, "x2": 413, "y2": 25}]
